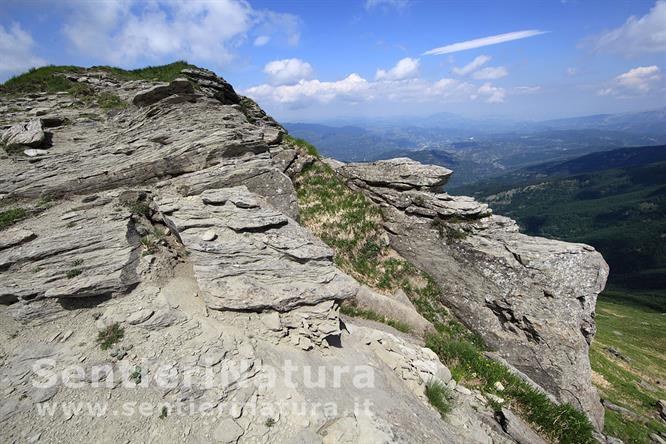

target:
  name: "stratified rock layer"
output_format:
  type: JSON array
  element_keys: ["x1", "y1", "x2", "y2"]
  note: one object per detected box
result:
[
  {"x1": 0, "y1": 65, "x2": 597, "y2": 443},
  {"x1": 0, "y1": 195, "x2": 140, "y2": 304},
  {"x1": 157, "y1": 186, "x2": 357, "y2": 313},
  {"x1": 332, "y1": 158, "x2": 609, "y2": 429}
]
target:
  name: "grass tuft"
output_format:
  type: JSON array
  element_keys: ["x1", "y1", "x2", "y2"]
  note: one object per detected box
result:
[
  {"x1": 0, "y1": 208, "x2": 27, "y2": 230},
  {"x1": 97, "y1": 92, "x2": 127, "y2": 109},
  {"x1": 340, "y1": 304, "x2": 411, "y2": 333},
  {"x1": 426, "y1": 334, "x2": 595, "y2": 443},
  {"x1": 425, "y1": 380, "x2": 454, "y2": 418},
  {"x1": 97, "y1": 323, "x2": 124, "y2": 350},
  {"x1": 284, "y1": 135, "x2": 320, "y2": 158}
]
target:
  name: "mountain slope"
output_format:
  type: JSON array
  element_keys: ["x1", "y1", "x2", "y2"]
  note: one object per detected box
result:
[{"x1": 459, "y1": 145, "x2": 666, "y2": 442}]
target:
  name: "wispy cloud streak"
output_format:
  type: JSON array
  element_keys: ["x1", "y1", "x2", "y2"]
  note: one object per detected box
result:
[{"x1": 424, "y1": 30, "x2": 547, "y2": 55}]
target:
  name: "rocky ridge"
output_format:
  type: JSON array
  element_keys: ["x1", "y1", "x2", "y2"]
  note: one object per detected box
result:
[
  {"x1": 331, "y1": 157, "x2": 609, "y2": 430},
  {"x1": 0, "y1": 65, "x2": 609, "y2": 443}
]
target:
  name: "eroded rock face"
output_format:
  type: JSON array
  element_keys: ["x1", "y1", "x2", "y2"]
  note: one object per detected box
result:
[
  {"x1": 338, "y1": 157, "x2": 453, "y2": 190},
  {"x1": 156, "y1": 186, "x2": 357, "y2": 315},
  {"x1": 0, "y1": 66, "x2": 553, "y2": 443},
  {"x1": 332, "y1": 158, "x2": 609, "y2": 429},
  {"x1": 0, "y1": 195, "x2": 141, "y2": 304},
  {"x1": 0, "y1": 119, "x2": 46, "y2": 148}
]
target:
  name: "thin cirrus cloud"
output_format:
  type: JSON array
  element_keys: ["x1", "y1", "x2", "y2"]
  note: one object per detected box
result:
[{"x1": 423, "y1": 29, "x2": 548, "y2": 55}]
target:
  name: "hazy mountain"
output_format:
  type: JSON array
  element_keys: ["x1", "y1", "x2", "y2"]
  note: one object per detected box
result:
[{"x1": 538, "y1": 107, "x2": 666, "y2": 136}]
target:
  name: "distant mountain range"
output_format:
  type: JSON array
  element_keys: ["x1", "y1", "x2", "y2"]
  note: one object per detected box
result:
[{"x1": 286, "y1": 107, "x2": 666, "y2": 188}]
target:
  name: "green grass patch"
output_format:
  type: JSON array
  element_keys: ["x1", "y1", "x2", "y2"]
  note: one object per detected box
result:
[
  {"x1": 340, "y1": 304, "x2": 411, "y2": 333},
  {"x1": 65, "y1": 268, "x2": 82, "y2": 279},
  {"x1": 126, "y1": 201, "x2": 151, "y2": 217},
  {"x1": 0, "y1": 65, "x2": 84, "y2": 94},
  {"x1": 590, "y1": 292, "x2": 666, "y2": 443},
  {"x1": 1, "y1": 61, "x2": 196, "y2": 95},
  {"x1": 97, "y1": 92, "x2": 127, "y2": 109},
  {"x1": 425, "y1": 380, "x2": 454, "y2": 418},
  {"x1": 0, "y1": 208, "x2": 27, "y2": 230},
  {"x1": 91, "y1": 61, "x2": 196, "y2": 82},
  {"x1": 426, "y1": 334, "x2": 595, "y2": 443},
  {"x1": 97, "y1": 323, "x2": 124, "y2": 350},
  {"x1": 284, "y1": 135, "x2": 320, "y2": 158},
  {"x1": 295, "y1": 159, "x2": 595, "y2": 442}
]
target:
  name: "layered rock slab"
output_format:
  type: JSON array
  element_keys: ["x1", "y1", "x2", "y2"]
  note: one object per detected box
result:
[
  {"x1": 332, "y1": 158, "x2": 609, "y2": 429},
  {"x1": 0, "y1": 195, "x2": 141, "y2": 304},
  {"x1": 157, "y1": 186, "x2": 357, "y2": 313}
]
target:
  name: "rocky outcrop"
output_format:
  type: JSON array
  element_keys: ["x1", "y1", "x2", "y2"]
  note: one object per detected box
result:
[
  {"x1": 156, "y1": 186, "x2": 357, "y2": 314},
  {"x1": 331, "y1": 158, "x2": 609, "y2": 429},
  {"x1": 132, "y1": 78, "x2": 195, "y2": 107},
  {"x1": 0, "y1": 195, "x2": 141, "y2": 304},
  {"x1": 1, "y1": 119, "x2": 46, "y2": 148},
  {"x1": 0, "y1": 65, "x2": 566, "y2": 443}
]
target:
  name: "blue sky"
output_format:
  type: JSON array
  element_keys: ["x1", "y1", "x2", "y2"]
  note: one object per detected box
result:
[{"x1": 1, "y1": 0, "x2": 665, "y2": 121}]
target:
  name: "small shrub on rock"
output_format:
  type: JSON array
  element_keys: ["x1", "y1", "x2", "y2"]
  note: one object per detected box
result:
[{"x1": 97, "y1": 323, "x2": 124, "y2": 350}]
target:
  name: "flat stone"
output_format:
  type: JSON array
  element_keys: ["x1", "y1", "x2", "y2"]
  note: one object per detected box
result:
[
  {"x1": 23, "y1": 149, "x2": 49, "y2": 157},
  {"x1": 201, "y1": 230, "x2": 217, "y2": 242},
  {"x1": 1, "y1": 119, "x2": 45, "y2": 148},
  {"x1": 127, "y1": 309, "x2": 154, "y2": 325},
  {"x1": 213, "y1": 418, "x2": 244, "y2": 443},
  {"x1": 338, "y1": 157, "x2": 452, "y2": 190},
  {"x1": 132, "y1": 79, "x2": 195, "y2": 107}
]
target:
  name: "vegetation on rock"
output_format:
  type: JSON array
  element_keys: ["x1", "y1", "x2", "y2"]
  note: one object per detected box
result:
[
  {"x1": 425, "y1": 380, "x2": 454, "y2": 418},
  {"x1": 294, "y1": 140, "x2": 596, "y2": 444},
  {"x1": 97, "y1": 323, "x2": 125, "y2": 350},
  {"x1": 0, "y1": 61, "x2": 196, "y2": 95},
  {"x1": 284, "y1": 134, "x2": 320, "y2": 158},
  {"x1": 0, "y1": 207, "x2": 27, "y2": 230}
]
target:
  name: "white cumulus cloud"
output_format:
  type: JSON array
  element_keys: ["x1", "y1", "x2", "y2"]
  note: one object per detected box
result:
[
  {"x1": 475, "y1": 83, "x2": 506, "y2": 103},
  {"x1": 0, "y1": 23, "x2": 47, "y2": 76},
  {"x1": 244, "y1": 70, "x2": 478, "y2": 109},
  {"x1": 472, "y1": 66, "x2": 508, "y2": 80},
  {"x1": 60, "y1": 0, "x2": 300, "y2": 66},
  {"x1": 263, "y1": 58, "x2": 314, "y2": 85},
  {"x1": 375, "y1": 57, "x2": 420, "y2": 81},
  {"x1": 244, "y1": 73, "x2": 370, "y2": 106},
  {"x1": 598, "y1": 65, "x2": 662, "y2": 96},
  {"x1": 452, "y1": 55, "x2": 491, "y2": 76},
  {"x1": 587, "y1": 0, "x2": 666, "y2": 56}
]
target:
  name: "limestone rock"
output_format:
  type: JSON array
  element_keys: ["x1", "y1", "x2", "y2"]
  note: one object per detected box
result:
[
  {"x1": 132, "y1": 78, "x2": 195, "y2": 107},
  {"x1": 333, "y1": 157, "x2": 608, "y2": 429},
  {"x1": 157, "y1": 187, "x2": 356, "y2": 312},
  {"x1": 338, "y1": 157, "x2": 452, "y2": 191},
  {"x1": 0, "y1": 119, "x2": 45, "y2": 148},
  {"x1": 351, "y1": 286, "x2": 434, "y2": 336},
  {"x1": 182, "y1": 68, "x2": 240, "y2": 104},
  {"x1": 0, "y1": 196, "x2": 140, "y2": 304},
  {"x1": 497, "y1": 408, "x2": 547, "y2": 444}
]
